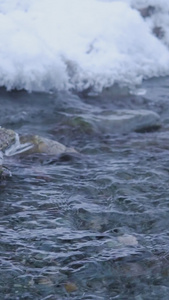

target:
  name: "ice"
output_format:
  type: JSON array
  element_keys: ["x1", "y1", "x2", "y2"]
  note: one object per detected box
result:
[
  {"x1": 4, "y1": 133, "x2": 33, "y2": 156},
  {"x1": 0, "y1": 0, "x2": 169, "y2": 93}
]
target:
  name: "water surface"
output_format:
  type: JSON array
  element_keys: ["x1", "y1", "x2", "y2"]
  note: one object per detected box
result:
[{"x1": 1, "y1": 78, "x2": 169, "y2": 299}]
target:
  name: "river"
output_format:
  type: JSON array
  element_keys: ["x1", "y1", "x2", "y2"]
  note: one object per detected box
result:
[{"x1": 1, "y1": 77, "x2": 169, "y2": 299}]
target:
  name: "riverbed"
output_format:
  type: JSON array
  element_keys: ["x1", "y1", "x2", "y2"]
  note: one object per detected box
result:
[{"x1": 1, "y1": 77, "x2": 169, "y2": 299}]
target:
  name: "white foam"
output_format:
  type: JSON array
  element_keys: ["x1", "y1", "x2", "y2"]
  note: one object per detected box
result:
[{"x1": 0, "y1": 0, "x2": 169, "y2": 93}]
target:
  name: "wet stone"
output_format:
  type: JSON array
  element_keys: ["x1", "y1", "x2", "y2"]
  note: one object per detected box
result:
[
  {"x1": 20, "y1": 135, "x2": 77, "y2": 155},
  {"x1": 0, "y1": 127, "x2": 16, "y2": 152},
  {"x1": 83, "y1": 109, "x2": 161, "y2": 134},
  {"x1": 36, "y1": 277, "x2": 54, "y2": 287},
  {"x1": 0, "y1": 128, "x2": 16, "y2": 178},
  {"x1": 0, "y1": 127, "x2": 77, "y2": 180},
  {"x1": 0, "y1": 127, "x2": 32, "y2": 158},
  {"x1": 64, "y1": 282, "x2": 78, "y2": 293}
]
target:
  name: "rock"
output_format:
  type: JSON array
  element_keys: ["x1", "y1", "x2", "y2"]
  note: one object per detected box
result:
[
  {"x1": 37, "y1": 277, "x2": 54, "y2": 287},
  {"x1": 117, "y1": 234, "x2": 138, "y2": 246},
  {"x1": 0, "y1": 127, "x2": 32, "y2": 158},
  {"x1": 84, "y1": 109, "x2": 160, "y2": 134},
  {"x1": 0, "y1": 127, "x2": 77, "y2": 180},
  {"x1": 64, "y1": 282, "x2": 78, "y2": 293},
  {"x1": 0, "y1": 127, "x2": 18, "y2": 172},
  {"x1": 20, "y1": 135, "x2": 77, "y2": 155},
  {"x1": 0, "y1": 127, "x2": 16, "y2": 152},
  {"x1": 0, "y1": 127, "x2": 77, "y2": 157}
]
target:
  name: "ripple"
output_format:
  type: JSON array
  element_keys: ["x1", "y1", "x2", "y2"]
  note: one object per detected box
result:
[{"x1": 1, "y1": 81, "x2": 169, "y2": 299}]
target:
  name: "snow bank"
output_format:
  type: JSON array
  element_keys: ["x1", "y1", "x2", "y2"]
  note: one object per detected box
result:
[{"x1": 0, "y1": 0, "x2": 169, "y2": 92}]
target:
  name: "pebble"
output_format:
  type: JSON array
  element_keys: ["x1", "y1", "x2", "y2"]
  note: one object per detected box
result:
[{"x1": 64, "y1": 282, "x2": 78, "y2": 293}]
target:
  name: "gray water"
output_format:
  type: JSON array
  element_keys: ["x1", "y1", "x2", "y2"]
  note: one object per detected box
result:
[{"x1": 1, "y1": 77, "x2": 169, "y2": 299}]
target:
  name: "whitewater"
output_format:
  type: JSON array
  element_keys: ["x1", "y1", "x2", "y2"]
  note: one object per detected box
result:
[{"x1": 0, "y1": 0, "x2": 169, "y2": 93}]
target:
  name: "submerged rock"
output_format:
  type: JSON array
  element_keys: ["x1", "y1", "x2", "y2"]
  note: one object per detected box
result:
[
  {"x1": 64, "y1": 282, "x2": 78, "y2": 293},
  {"x1": 117, "y1": 234, "x2": 138, "y2": 246},
  {"x1": 83, "y1": 109, "x2": 161, "y2": 134},
  {"x1": 20, "y1": 135, "x2": 77, "y2": 155}
]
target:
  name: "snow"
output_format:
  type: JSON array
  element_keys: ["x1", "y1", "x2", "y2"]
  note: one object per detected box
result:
[{"x1": 0, "y1": 0, "x2": 169, "y2": 92}]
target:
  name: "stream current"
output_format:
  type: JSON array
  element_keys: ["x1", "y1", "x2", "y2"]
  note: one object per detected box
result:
[{"x1": 1, "y1": 77, "x2": 169, "y2": 299}]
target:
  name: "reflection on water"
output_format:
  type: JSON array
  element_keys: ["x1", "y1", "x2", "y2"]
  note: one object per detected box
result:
[{"x1": 1, "y1": 78, "x2": 169, "y2": 299}]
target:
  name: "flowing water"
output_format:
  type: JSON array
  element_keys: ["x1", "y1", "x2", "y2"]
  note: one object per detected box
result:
[{"x1": 1, "y1": 77, "x2": 169, "y2": 299}]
